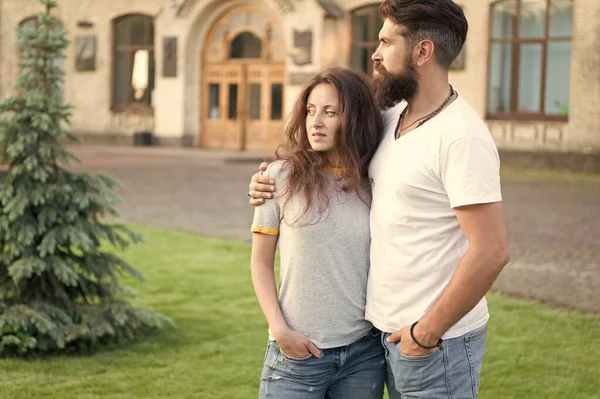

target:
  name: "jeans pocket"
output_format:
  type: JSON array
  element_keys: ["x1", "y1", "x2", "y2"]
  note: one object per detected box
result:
[
  {"x1": 391, "y1": 341, "x2": 447, "y2": 396},
  {"x1": 280, "y1": 349, "x2": 313, "y2": 361},
  {"x1": 263, "y1": 340, "x2": 271, "y2": 364},
  {"x1": 273, "y1": 341, "x2": 313, "y2": 361},
  {"x1": 464, "y1": 325, "x2": 487, "y2": 398},
  {"x1": 465, "y1": 324, "x2": 487, "y2": 342},
  {"x1": 397, "y1": 343, "x2": 440, "y2": 361},
  {"x1": 260, "y1": 341, "x2": 280, "y2": 380}
]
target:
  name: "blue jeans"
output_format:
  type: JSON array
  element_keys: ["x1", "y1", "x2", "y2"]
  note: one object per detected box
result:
[
  {"x1": 383, "y1": 323, "x2": 488, "y2": 399},
  {"x1": 259, "y1": 328, "x2": 386, "y2": 398}
]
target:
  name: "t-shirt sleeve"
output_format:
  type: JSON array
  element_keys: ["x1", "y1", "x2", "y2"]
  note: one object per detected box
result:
[
  {"x1": 441, "y1": 137, "x2": 502, "y2": 209},
  {"x1": 250, "y1": 163, "x2": 283, "y2": 236}
]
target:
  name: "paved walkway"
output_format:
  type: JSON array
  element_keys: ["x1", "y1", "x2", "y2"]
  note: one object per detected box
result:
[{"x1": 71, "y1": 145, "x2": 600, "y2": 313}]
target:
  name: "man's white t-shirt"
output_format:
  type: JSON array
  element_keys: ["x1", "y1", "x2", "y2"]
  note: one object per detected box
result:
[{"x1": 366, "y1": 93, "x2": 502, "y2": 339}]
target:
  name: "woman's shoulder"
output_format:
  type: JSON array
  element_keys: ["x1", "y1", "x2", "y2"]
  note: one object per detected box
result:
[{"x1": 265, "y1": 159, "x2": 290, "y2": 181}]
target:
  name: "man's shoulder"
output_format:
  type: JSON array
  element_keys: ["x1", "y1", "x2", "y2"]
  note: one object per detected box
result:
[{"x1": 443, "y1": 96, "x2": 496, "y2": 146}]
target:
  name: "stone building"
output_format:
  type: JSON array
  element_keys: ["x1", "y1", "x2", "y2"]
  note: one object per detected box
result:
[{"x1": 0, "y1": 0, "x2": 597, "y2": 163}]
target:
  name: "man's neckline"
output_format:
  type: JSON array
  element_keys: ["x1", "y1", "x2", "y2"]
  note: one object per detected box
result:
[{"x1": 393, "y1": 92, "x2": 461, "y2": 140}]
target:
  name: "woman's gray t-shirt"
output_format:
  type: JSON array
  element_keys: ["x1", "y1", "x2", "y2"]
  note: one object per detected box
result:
[{"x1": 251, "y1": 160, "x2": 373, "y2": 349}]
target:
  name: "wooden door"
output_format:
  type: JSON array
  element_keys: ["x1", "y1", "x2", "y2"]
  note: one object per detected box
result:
[
  {"x1": 202, "y1": 63, "x2": 284, "y2": 151},
  {"x1": 200, "y1": 63, "x2": 245, "y2": 149},
  {"x1": 244, "y1": 63, "x2": 285, "y2": 151}
]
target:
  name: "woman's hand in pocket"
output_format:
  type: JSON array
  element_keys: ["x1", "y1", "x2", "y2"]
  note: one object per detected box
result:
[{"x1": 273, "y1": 328, "x2": 322, "y2": 359}]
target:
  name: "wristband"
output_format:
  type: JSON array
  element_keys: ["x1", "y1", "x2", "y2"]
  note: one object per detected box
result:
[{"x1": 410, "y1": 321, "x2": 443, "y2": 349}]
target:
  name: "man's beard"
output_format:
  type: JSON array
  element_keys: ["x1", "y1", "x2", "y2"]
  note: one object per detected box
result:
[{"x1": 372, "y1": 60, "x2": 419, "y2": 111}]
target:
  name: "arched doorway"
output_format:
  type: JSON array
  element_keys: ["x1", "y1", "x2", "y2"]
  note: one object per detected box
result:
[{"x1": 201, "y1": 6, "x2": 286, "y2": 151}]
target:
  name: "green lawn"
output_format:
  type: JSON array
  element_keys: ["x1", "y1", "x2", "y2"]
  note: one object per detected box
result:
[{"x1": 0, "y1": 225, "x2": 598, "y2": 399}]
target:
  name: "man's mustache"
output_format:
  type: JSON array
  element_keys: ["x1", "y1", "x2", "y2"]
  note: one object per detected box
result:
[{"x1": 373, "y1": 61, "x2": 386, "y2": 74}]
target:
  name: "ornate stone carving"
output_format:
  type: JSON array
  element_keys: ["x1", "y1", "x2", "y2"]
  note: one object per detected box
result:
[
  {"x1": 174, "y1": 0, "x2": 201, "y2": 18},
  {"x1": 290, "y1": 29, "x2": 312, "y2": 66},
  {"x1": 271, "y1": 0, "x2": 294, "y2": 14}
]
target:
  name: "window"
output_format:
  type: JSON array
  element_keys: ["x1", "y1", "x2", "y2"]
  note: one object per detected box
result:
[
  {"x1": 19, "y1": 17, "x2": 65, "y2": 97},
  {"x1": 487, "y1": 0, "x2": 573, "y2": 120},
  {"x1": 230, "y1": 32, "x2": 262, "y2": 59},
  {"x1": 112, "y1": 14, "x2": 155, "y2": 111},
  {"x1": 249, "y1": 84, "x2": 261, "y2": 120},
  {"x1": 228, "y1": 84, "x2": 238, "y2": 119},
  {"x1": 208, "y1": 84, "x2": 220, "y2": 119},
  {"x1": 271, "y1": 84, "x2": 283, "y2": 120},
  {"x1": 350, "y1": 5, "x2": 382, "y2": 76}
]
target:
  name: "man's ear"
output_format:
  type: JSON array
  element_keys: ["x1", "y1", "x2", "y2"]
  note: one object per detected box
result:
[{"x1": 415, "y1": 40, "x2": 435, "y2": 67}]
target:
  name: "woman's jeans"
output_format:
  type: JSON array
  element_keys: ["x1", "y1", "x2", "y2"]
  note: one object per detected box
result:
[{"x1": 259, "y1": 328, "x2": 386, "y2": 398}]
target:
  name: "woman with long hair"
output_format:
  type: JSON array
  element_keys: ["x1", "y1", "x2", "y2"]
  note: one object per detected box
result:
[{"x1": 250, "y1": 67, "x2": 384, "y2": 398}]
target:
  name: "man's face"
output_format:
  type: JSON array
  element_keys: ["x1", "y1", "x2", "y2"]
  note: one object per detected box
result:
[
  {"x1": 371, "y1": 19, "x2": 419, "y2": 110},
  {"x1": 372, "y1": 19, "x2": 410, "y2": 74}
]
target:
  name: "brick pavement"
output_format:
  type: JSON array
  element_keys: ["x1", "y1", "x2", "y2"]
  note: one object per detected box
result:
[{"x1": 70, "y1": 145, "x2": 600, "y2": 313}]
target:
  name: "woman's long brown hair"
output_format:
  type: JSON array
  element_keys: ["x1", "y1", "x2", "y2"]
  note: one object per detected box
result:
[{"x1": 276, "y1": 67, "x2": 383, "y2": 218}]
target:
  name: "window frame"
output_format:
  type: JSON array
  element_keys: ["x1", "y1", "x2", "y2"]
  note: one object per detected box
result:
[
  {"x1": 349, "y1": 4, "x2": 382, "y2": 76},
  {"x1": 486, "y1": 0, "x2": 572, "y2": 122},
  {"x1": 111, "y1": 14, "x2": 155, "y2": 114}
]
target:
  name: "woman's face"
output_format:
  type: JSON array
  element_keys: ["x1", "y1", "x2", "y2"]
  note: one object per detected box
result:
[{"x1": 306, "y1": 83, "x2": 341, "y2": 162}]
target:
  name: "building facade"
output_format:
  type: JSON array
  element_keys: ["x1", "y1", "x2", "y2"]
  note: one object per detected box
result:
[{"x1": 0, "y1": 0, "x2": 598, "y2": 156}]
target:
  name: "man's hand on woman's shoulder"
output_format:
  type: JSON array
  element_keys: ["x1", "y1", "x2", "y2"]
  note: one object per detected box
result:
[{"x1": 249, "y1": 162, "x2": 276, "y2": 206}]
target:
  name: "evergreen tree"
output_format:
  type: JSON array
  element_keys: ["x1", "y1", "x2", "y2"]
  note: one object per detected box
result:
[{"x1": 0, "y1": 0, "x2": 172, "y2": 356}]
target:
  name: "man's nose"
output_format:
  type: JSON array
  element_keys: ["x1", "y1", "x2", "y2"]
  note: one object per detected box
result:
[{"x1": 372, "y1": 46, "x2": 382, "y2": 62}]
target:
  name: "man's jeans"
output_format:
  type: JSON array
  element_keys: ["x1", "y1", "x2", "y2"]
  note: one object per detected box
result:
[
  {"x1": 383, "y1": 323, "x2": 488, "y2": 399},
  {"x1": 259, "y1": 328, "x2": 386, "y2": 398}
]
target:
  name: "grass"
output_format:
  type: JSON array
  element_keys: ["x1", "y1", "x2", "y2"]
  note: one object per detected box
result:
[{"x1": 0, "y1": 224, "x2": 598, "y2": 398}]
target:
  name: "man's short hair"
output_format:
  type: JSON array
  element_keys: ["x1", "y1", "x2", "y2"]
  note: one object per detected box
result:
[{"x1": 380, "y1": 0, "x2": 468, "y2": 68}]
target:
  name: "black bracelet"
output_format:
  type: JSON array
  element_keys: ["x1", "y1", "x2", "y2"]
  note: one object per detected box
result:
[{"x1": 410, "y1": 321, "x2": 442, "y2": 349}]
